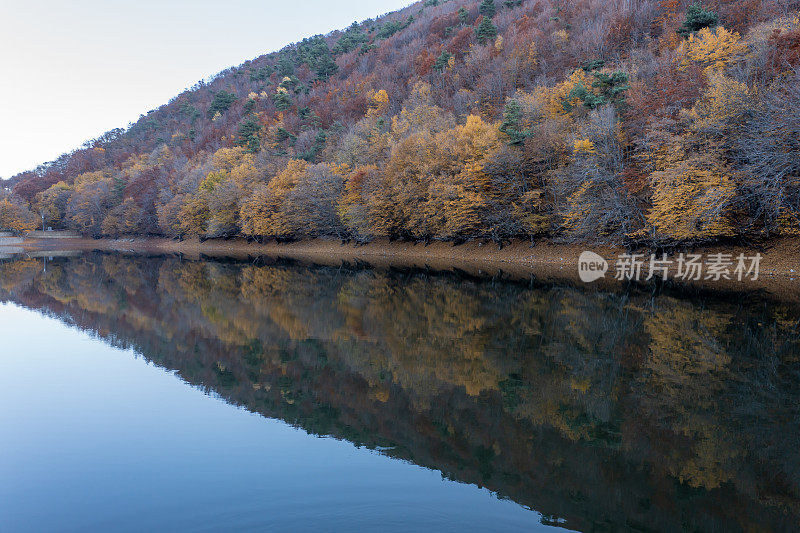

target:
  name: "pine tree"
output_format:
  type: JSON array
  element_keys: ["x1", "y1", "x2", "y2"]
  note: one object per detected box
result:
[
  {"x1": 332, "y1": 23, "x2": 369, "y2": 55},
  {"x1": 237, "y1": 118, "x2": 262, "y2": 153},
  {"x1": 433, "y1": 51, "x2": 453, "y2": 71},
  {"x1": 458, "y1": 7, "x2": 469, "y2": 25},
  {"x1": 272, "y1": 88, "x2": 292, "y2": 111},
  {"x1": 207, "y1": 91, "x2": 237, "y2": 118},
  {"x1": 475, "y1": 16, "x2": 497, "y2": 45},
  {"x1": 499, "y1": 100, "x2": 527, "y2": 145},
  {"x1": 677, "y1": 3, "x2": 718, "y2": 38},
  {"x1": 479, "y1": 0, "x2": 496, "y2": 18},
  {"x1": 315, "y1": 53, "x2": 339, "y2": 80}
]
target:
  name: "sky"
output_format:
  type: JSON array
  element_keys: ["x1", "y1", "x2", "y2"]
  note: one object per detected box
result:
[{"x1": 0, "y1": 0, "x2": 413, "y2": 180}]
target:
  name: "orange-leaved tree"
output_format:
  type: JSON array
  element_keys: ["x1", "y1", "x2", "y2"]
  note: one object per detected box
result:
[
  {"x1": 647, "y1": 160, "x2": 737, "y2": 241},
  {"x1": 0, "y1": 197, "x2": 37, "y2": 234}
]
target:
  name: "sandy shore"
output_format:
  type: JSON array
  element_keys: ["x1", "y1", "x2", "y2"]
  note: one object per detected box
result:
[{"x1": 8, "y1": 235, "x2": 800, "y2": 299}]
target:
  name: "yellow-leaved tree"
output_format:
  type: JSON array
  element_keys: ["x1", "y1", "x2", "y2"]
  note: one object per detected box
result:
[
  {"x1": 34, "y1": 181, "x2": 73, "y2": 229},
  {"x1": 0, "y1": 198, "x2": 37, "y2": 234},
  {"x1": 678, "y1": 26, "x2": 747, "y2": 73},
  {"x1": 543, "y1": 69, "x2": 594, "y2": 119},
  {"x1": 177, "y1": 194, "x2": 210, "y2": 237},
  {"x1": 240, "y1": 160, "x2": 345, "y2": 239},
  {"x1": 425, "y1": 115, "x2": 502, "y2": 240},
  {"x1": 382, "y1": 114, "x2": 502, "y2": 240},
  {"x1": 686, "y1": 71, "x2": 751, "y2": 134},
  {"x1": 337, "y1": 165, "x2": 392, "y2": 242},
  {"x1": 647, "y1": 161, "x2": 737, "y2": 241},
  {"x1": 101, "y1": 198, "x2": 145, "y2": 237},
  {"x1": 240, "y1": 159, "x2": 307, "y2": 239},
  {"x1": 66, "y1": 170, "x2": 114, "y2": 236}
]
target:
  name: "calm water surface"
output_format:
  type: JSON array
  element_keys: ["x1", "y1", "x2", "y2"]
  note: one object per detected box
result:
[{"x1": 0, "y1": 253, "x2": 798, "y2": 532}]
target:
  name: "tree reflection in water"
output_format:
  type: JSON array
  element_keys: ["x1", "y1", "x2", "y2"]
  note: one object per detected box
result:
[{"x1": 1, "y1": 253, "x2": 798, "y2": 532}]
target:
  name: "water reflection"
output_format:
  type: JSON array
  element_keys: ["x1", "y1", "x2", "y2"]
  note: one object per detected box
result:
[{"x1": 1, "y1": 253, "x2": 799, "y2": 531}]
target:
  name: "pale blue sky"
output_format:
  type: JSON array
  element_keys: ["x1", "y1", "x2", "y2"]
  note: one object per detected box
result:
[{"x1": 0, "y1": 0, "x2": 412, "y2": 179}]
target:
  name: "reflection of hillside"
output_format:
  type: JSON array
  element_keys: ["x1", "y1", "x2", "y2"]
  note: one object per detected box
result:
[{"x1": 2, "y1": 254, "x2": 799, "y2": 532}]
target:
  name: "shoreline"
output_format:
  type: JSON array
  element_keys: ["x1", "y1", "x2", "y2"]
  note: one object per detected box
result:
[{"x1": 6, "y1": 235, "x2": 800, "y2": 299}]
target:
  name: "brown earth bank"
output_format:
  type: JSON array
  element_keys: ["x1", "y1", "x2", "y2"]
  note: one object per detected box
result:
[{"x1": 9, "y1": 235, "x2": 800, "y2": 299}]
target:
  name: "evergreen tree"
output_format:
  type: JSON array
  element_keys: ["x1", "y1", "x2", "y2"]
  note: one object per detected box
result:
[
  {"x1": 249, "y1": 66, "x2": 272, "y2": 81},
  {"x1": 458, "y1": 7, "x2": 469, "y2": 25},
  {"x1": 479, "y1": 0, "x2": 496, "y2": 18},
  {"x1": 475, "y1": 16, "x2": 497, "y2": 45},
  {"x1": 332, "y1": 23, "x2": 369, "y2": 55},
  {"x1": 433, "y1": 50, "x2": 453, "y2": 71},
  {"x1": 277, "y1": 53, "x2": 295, "y2": 76},
  {"x1": 592, "y1": 71, "x2": 630, "y2": 106},
  {"x1": 207, "y1": 91, "x2": 237, "y2": 118},
  {"x1": 377, "y1": 16, "x2": 413, "y2": 39},
  {"x1": 272, "y1": 90, "x2": 292, "y2": 111},
  {"x1": 677, "y1": 3, "x2": 718, "y2": 37},
  {"x1": 237, "y1": 118, "x2": 262, "y2": 153},
  {"x1": 315, "y1": 53, "x2": 339, "y2": 80},
  {"x1": 564, "y1": 71, "x2": 630, "y2": 111},
  {"x1": 581, "y1": 59, "x2": 605, "y2": 72},
  {"x1": 499, "y1": 99, "x2": 528, "y2": 145}
]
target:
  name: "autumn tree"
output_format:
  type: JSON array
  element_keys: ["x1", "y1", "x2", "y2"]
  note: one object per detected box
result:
[
  {"x1": 238, "y1": 185, "x2": 272, "y2": 238},
  {"x1": 290, "y1": 163, "x2": 346, "y2": 237},
  {"x1": 641, "y1": 128, "x2": 737, "y2": 242},
  {"x1": 338, "y1": 165, "x2": 396, "y2": 242},
  {"x1": 6, "y1": 0, "x2": 799, "y2": 247},
  {"x1": 34, "y1": 181, "x2": 73, "y2": 229},
  {"x1": 66, "y1": 171, "x2": 114, "y2": 236},
  {"x1": 426, "y1": 115, "x2": 503, "y2": 240},
  {"x1": 185, "y1": 147, "x2": 262, "y2": 238},
  {"x1": 101, "y1": 198, "x2": 145, "y2": 236},
  {"x1": 382, "y1": 114, "x2": 506, "y2": 241},
  {"x1": 177, "y1": 194, "x2": 210, "y2": 238},
  {"x1": 0, "y1": 197, "x2": 37, "y2": 234},
  {"x1": 553, "y1": 106, "x2": 642, "y2": 243},
  {"x1": 240, "y1": 159, "x2": 307, "y2": 239},
  {"x1": 732, "y1": 72, "x2": 800, "y2": 234},
  {"x1": 156, "y1": 193, "x2": 187, "y2": 238},
  {"x1": 647, "y1": 161, "x2": 737, "y2": 241},
  {"x1": 678, "y1": 26, "x2": 747, "y2": 73},
  {"x1": 201, "y1": 173, "x2": 241, "y2": 237}
]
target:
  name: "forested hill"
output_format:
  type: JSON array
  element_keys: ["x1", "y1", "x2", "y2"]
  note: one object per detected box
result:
[{"x1": 2, "y1": 0, "x2": 799, "y2": 245}]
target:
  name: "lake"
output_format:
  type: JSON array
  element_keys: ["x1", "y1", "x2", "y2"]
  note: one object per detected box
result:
[{"x1": 1, "y1": 252, "x2": 798, "y2": 532}]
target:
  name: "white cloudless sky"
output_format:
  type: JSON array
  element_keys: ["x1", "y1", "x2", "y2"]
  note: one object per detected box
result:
[{"x1": 0, "y1": 0, "x2": 412, "y2": 179}]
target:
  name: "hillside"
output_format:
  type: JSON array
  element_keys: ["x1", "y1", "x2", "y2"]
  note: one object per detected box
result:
[{"x1": 1, "y1": 0, "x2": 799, "y2": 245}]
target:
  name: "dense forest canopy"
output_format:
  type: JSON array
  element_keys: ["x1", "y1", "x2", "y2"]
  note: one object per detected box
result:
[{"x1": 2, "y1": 0, "x2": 800, "y2": 245}]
